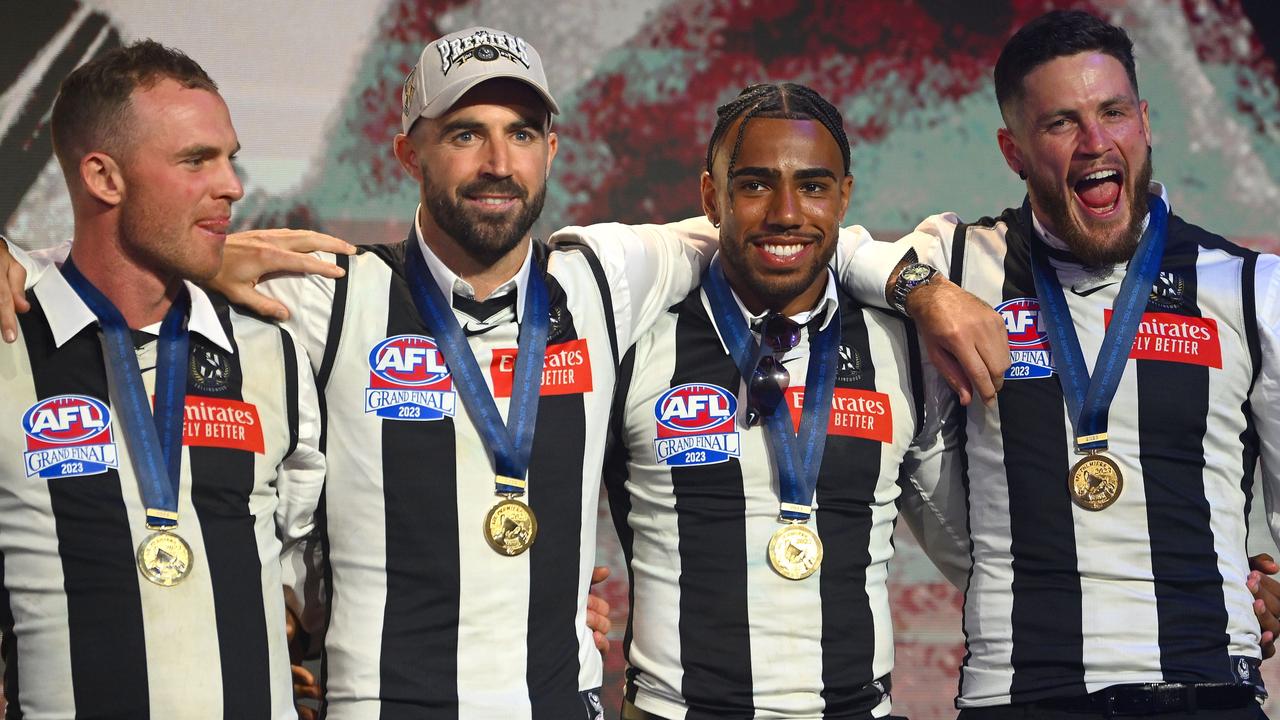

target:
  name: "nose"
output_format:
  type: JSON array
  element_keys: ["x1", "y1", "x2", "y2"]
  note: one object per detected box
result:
[
  {"x1": 480, "y1": 137, "x2": 512, "y2": 178},
  {"x1": 1078, "y1": 118, "x2": 1110, "y2": 157},
  {"x1": 215, "y1": 158, "x2": 244, "y2": 203},
  {"x1": 765, "y1": 185, "x2": 803, "y2": 229}
]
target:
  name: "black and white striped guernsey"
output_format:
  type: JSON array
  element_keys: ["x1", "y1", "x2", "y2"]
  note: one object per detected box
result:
[
  {"x1": 604, "y1": 270, "x2": 935, "y2": 719},
  {"x1": 901, "y1": 186, "x2": 1280, "y2": 708},
  {"x1": 263, "y1": 217, "x2": 711, "y2": 719},
  {"x1": 0, "y1": 267, "x2": 325, "y2": 719}
]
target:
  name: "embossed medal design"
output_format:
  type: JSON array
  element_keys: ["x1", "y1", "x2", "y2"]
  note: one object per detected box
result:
[
  {"x1": 484, "y1": 498, "x2": 539, "y2": 556},
  {"x1": 1069, "y1": 453, "x2": 1123, "y2": 511},
  {"x1": 137, "y1": 531, "x2": 194, "y2": 586},
  {"x1": 767, "y1": 523, "x2": 823, "y2": 580}
]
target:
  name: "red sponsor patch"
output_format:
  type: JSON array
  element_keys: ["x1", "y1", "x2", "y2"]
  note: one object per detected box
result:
[
  {"x1": 182, "y1": 396, "x2": 265, "y2": 453},
  {"x1": 785, "y1": 387, "x2": 893, "y2": 443},
  {"x1": 491, "y1": 339, "x2": 593, "y2": 397},
  {"x1": 1104, "y1": 310, "x2": 1222, "y2": 368}
]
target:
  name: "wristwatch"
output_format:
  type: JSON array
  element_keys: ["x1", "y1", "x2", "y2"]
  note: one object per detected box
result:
[{"x1": 890, "y1": 262, "x2": 939, "y2": 315}]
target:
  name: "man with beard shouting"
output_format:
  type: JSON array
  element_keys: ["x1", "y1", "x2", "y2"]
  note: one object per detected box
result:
[{"x1": 871, "y1": 10, "x2": 1280, "y2": 719}]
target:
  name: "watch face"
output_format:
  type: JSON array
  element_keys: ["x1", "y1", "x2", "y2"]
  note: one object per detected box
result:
[{"x1": 903, "y1": 264, "x2": 933, "y2": 283}]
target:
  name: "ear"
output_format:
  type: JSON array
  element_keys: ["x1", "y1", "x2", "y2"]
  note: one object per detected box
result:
[
  {"x1": 837, "y1": 174, "x2": 854, "y2": 218},
  {"x1": 544, "y1": 131, "x2": 558, "y2": 179},
  {"x1": 996, "y1": 127, "x2": 1025, "y2": 180},
  {"x1": 80, "y1": 152, "x2": 125, "y2": 206},
  {"x1": 392, "y1": 133, "x2": 424, "y2": 182},
  {"x1": 699, "y1": 171, "x2": 720, "y2": 226},
  {"x1": 1139, "y1": 99, "x2": 1151, "y2": 145}
]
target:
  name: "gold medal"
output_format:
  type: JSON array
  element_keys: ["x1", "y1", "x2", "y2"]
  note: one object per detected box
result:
[
  {"x1": 1068, "y1": 453, "x2": 1123, "y2": 511},
  {"x1": 136, "y1": 530, "x2": 194, "y2": 586},
  {"x1": 767, "y1": 523, "x2": 823, "y2": 580},
  {"x1": 484, "y1": 498, "x2": 538, "y2": 556}
]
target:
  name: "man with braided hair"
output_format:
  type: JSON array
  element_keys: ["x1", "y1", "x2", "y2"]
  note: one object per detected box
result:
[{"x1": 598, "y1": 81, "x2": 966, "y2": 720}]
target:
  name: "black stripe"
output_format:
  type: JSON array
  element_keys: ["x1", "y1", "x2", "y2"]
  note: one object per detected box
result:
[
  {"x1": 818, "y1": 304, "x2": 887, "y2": 716},
  {"x1": 950, "y1": 221, "x2": 970, "y2": 283},
  {"x1": 669, "y1": 296, "x2": 755, "y2": 719},
  {"x1": 527, "y1": 271, "x2": 590, "y2": 720},
  {"x1": 1239, "y1": 253, "x2": 1261, "y2": 524},
  {"x1": 0, "y1": 548, "x2": 18, "y2": 718},
  {"x1": 948, "y1": 222, "x2": 978, "y2": 702},
  {"x1": 376, "y1": 266, "x2": 460, "y2": 719},
  {"x1": 604, "y1": 346, "x2": 640, "y2": 699},
  {"x1": 1138, "y1": 233, "x2": 1229, "y2": 681},
  {"x1": 188, "y1": 307, "x2": 271, "y2": 719},
  {"x1": 315, "y1": 253, "x2": 351, "y2": 396},
  {"x1": 0, "y1": 0, "x2": 77, "y2": 89},
  {"x1": 997, "y1": 221, "x2": 1086, "y2": 699},
  {"x1": 552, "y1": 241, "x2": 620, "y2": 368},
  {"x1": 280, "y1": 328, "x2": 301, "y2": 458},
  {"x1": 905, "y1": 320, "x2": 925, "y2": 439},
  {"x1": 21, "y1": 300, "x2": 150, "y2": 717}
]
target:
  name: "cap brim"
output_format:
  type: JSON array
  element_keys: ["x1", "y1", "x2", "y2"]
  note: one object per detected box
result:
[{"x1": 419, "y1": 73, "x2": 560, "y2": 121}]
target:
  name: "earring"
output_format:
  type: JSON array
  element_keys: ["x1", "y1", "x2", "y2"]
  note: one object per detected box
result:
[
  {"x1": 712, "y1": 221, "x2": 720, "y2": 228},
  {"x1": 1018, "y1": 170, "x2": 1027, "y2": 180}
]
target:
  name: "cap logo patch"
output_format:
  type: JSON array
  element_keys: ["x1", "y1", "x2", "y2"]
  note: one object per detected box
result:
[
  {"x1": 437, "y1": 29, "x2": 531, "y2": 75},
  {"x1": 402, "y1": 67, "x2": 417, "y2": 118}
]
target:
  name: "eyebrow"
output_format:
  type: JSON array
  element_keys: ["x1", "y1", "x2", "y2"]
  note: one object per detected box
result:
[
  {"x1": 730, "y1": 166, "x2": 838, "y2": 181},
  {"x1": 176, "y1": 143, "x2": 239, "y2": 159},
  {"x1": 438, "y1": 117, "x2": 547, "y2": 138},
  {"x1": 1037, "y1": 94, "x2": 1135, "y2": 123}
]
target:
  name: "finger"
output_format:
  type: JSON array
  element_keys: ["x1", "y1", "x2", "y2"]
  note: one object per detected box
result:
[
  {"x1": 976, "y1": 314, "x2": 1011, "y2": 394},
  {"x1": 590, "y1": 565, "x2": 610, "y2": 585},
  {"x1": 1259, "y1": 575, "x2": 1280, "y2": 615},
  {"x1": 292, "y1": 663, "x2": 315, "y2": 687},
  {"x1": 928, "y1": 344, "x2": 973, "y2": 407},
  {"x1": 231, "y1": 229, "x2": 356, "y2": 256},
  {"x1": 952, "y1": 341, "x2": 998, "y2": 407},
  {"x1": 1, "y1": 260, "x2": 28, "y2": 344},
  {"x1": 1250, "y1": 553, "x2": 1279, "y2": 574},
  {"x1": 1263, "y1": 631, "x2": 1276, "y2": 660},
  {"x1": 593, "y1": 630, "x2": 611, "y2": 654},
  {"x1": 587, "y1": 609, "x2": 613, "y2": 635},
  {"x1": 587, "y1": 594, "x2": 607, "y2": 615},
  {"x1": 222, "y1": 285, "x2": 292, "y2": 322},
  {"x1": 296, "y1": 705, "x2": 318, "y2": 720}
]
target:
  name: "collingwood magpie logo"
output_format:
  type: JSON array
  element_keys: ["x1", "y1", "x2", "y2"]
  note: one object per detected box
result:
[
  {"x1": 548, "y1": 304, "x2": 568, "y2": 340},
  {"x1": 190, "y1": 346, "x2": 232, "y2": 393},
  {"x1": 437, "y1": 29, "x2": 531, "y2": 75},
  {"x1": 837, "y1": 344, "x2": 863, "y2": 383},
  {"x1": 1148, "y1": 271, "x2": 1185, "y2": 310}
]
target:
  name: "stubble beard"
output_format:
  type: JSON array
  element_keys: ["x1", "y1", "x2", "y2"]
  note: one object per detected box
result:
[
  {"x1": 118, "y1": 200, "x2": 221, "y2": 283},
  {"x1": 1029, "y1": 152, "x2": 1154, "y2": 268},
  {"x1": 422, "y1": 170, "x2": 546, "y2": 267},
  {"x1": 717, "y1": 225, "x2": 834, "y2": 312}
]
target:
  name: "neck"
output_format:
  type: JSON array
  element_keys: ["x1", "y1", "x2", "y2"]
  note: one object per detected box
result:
[
  {"x1": 69, "y1": 233, "x2": 180, "y2": 329},
  {"x1": 418, "y1": 207, "x2": 527, "y2": 300},
  {"x1": 724, "y1": 268, "x2": 829, "y2": 319}
]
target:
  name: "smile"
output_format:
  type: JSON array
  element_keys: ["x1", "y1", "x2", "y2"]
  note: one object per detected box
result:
[{"x1": 762, "y1": 243, "x2": 805, "y2": 258}]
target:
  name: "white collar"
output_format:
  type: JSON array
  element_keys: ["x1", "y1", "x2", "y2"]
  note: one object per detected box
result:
[
  {"x1": 413, "y1": 206, "x2": 534, "y2": 322},
  {"x1": 705, "y1": 259, "x2": 841, "y2": 357},
  {"x1": 1031, "y1": 181, "x2": 1171, "y2": 255},
  {"x1": 33, "y1": 267, "x2": 234, "y2": 353}
]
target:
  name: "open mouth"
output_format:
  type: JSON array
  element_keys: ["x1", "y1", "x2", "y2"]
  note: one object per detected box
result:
[
  {"x1": 1073, "y1": 169, "x2": 1123, "y2": 217},
  {"x1": 751, "y1": 236, "x2": 817, "y2": 267}
]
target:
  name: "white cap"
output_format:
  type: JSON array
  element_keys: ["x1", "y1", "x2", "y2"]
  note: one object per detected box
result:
[{"x1": 401, "y1": 26, "x2": 560, "y2": 134}]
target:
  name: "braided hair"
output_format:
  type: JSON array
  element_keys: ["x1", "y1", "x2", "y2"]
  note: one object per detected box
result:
[{"x1": 704, "y1": 83, "x2": 851, "y2": 186}]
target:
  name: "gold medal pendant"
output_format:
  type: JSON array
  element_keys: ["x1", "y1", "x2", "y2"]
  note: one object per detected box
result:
[
  {"x1": 1068, "y1": 453, "x2": 1123, "y2": 511},
  {"x1": 137, "y1": 530, "x2": 194, "y2": 586},
  {"x1": 484, "y1": 497, "x2": 539, "y2": 556},
  {"x1": 767, "y1": 523, "x2": 823, "y2": 580}
]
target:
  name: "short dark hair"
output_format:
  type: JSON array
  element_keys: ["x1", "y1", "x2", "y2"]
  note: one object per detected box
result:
[
  {"x1": 705, "y1": 83, "x2": 851, "y2": 184},
  {"x1": 994, "y1": 10, "x2": 1138, "y2": 122},
  {"x1": 51, "y1": 39, "x2": 218, "y2": 174}
]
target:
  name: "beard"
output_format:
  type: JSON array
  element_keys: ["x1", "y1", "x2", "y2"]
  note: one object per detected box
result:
[
  {"x1": 717, "y1": 226, "x2": 834, "y2": 312},
  {"x1": 422, "y1": 169, "x2": 546, "y2": 267},
  {"x1": 119, "y1": 199, "x2": 223, "y2": 283},
  {"x1": 1028, "y1": 150, "x2": 1154, "y2": 268}
]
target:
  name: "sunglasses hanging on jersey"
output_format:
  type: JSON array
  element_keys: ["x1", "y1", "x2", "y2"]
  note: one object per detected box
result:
[{"x1": 745, "y1": 313, "x2": 804, "y2": 427}]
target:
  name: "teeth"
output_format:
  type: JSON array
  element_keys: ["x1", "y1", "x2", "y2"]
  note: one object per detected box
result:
[
  {"x1": 1081, "y1": 170, "x2": 1118, "y2": 181},
  {"x1": 475, "y1": 197, "x2": 511, "y2": 205},
  {"x1": 763, "y1": 244, "x2": 804, "y2": 257}
]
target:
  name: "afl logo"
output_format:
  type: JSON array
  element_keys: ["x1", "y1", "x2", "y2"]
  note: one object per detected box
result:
[
  {"x1": 23, "y1": 395, "x2": 111, "y2": 444},
  {"x1": 368, "y1": 335, "x2": 450, "y2": 386},
  {"x1": 652, "y1": 383, "x2": 740, "y2": 466},
  {"x1": 996, "y1": 298, "x2": 1054, "y2": 380},
  {"x1": 655, "y1": 384, "x2": 736, "y2": 433},
  {"x1": 996, "y1": 298, "x2": 1048, "y2": 349},
  {"x1": 22, "y1": 395, "x2": 119, "y2": 479}
]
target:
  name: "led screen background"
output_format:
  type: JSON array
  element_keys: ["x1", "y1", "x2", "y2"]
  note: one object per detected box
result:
[{"x1": 3, "y1": 1, "x2": 1279, "y2": 717}]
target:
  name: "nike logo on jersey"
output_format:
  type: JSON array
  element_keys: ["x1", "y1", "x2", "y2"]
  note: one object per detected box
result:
[{"x1": 1069, "y1": 281, "x2": 1119, "y2": 297}]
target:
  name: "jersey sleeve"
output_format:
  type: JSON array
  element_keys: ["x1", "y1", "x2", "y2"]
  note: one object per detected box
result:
[
  {"x1": 896, "y1": 351, "x2": 972, "y2": 590},
  {"x1": 255, "y1": 253, "x2": 341, "y2": 376},
  {"x1": 831, "y1": 213, "x2": 966, "y2": 309},
  {"x1": 547, "y1": 217, "x2": 717, "y2": 351},
  {"x1": 2, "y1": 236, "x2": 69, "y2": 289},
  {"x1": 276, "y1": 326, "x2": 328, "y2": 635},
  {"x1": 1251, "y1": 255, "x2": 1280, "y2": 549}
]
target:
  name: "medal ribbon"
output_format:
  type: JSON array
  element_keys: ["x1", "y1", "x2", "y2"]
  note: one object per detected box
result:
[
  {"x1": 1025, "y1": 193, "x2": 1168, "y2": 452},
  {"x1": 403, "y1": 228, "x2": 550, "y2": 494},
  {"x1": 61, "y1": 260, "x2": 190, "y2": 528},
  {"x1": 703, "y1": 257, "x2": 840, "y2": 522}
]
